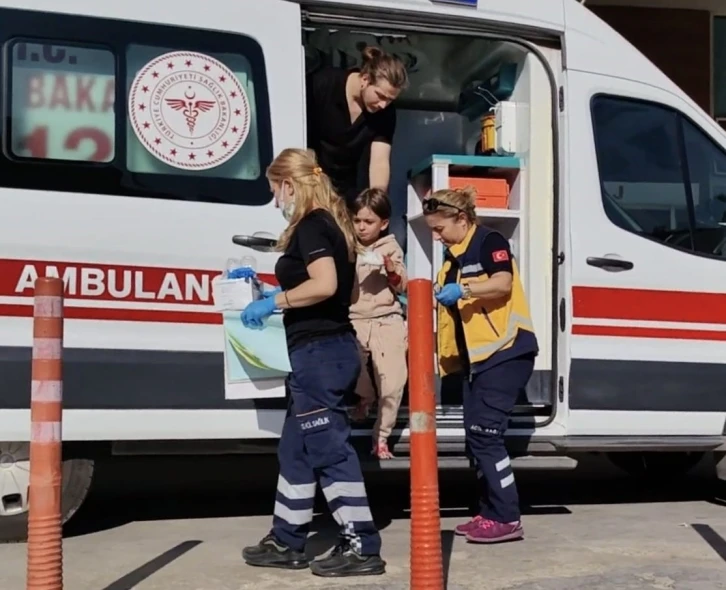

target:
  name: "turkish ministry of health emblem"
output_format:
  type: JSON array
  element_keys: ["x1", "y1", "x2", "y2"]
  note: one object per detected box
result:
[{"x1": 128, "y1": 51, "x2": 251, "y2": 171}]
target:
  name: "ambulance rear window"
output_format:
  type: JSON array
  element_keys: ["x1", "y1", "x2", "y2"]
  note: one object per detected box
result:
[
  {"x1": 0, "y1": 8, "x2": 273, "y2": 206},
  {"x1": 10, "y1": 42, "x2": 116, "y2": 163}
]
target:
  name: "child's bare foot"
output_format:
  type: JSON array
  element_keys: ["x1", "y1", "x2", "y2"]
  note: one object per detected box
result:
[
  {"x1": 372, "y1": 439, "x2": 395, "y2": 460},
  {"x1": 349, "y1": 400, "x2": 372, "y2": 422}
]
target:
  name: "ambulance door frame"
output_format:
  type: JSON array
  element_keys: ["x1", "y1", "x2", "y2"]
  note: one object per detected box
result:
[{"x1": 300, "y1": 5, "x2": 564, "y2": 429}]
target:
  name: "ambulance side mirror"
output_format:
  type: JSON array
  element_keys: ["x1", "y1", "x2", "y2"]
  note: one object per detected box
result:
[{"x1": 232, "y1": 234, "x2": 278, "y2": 253}]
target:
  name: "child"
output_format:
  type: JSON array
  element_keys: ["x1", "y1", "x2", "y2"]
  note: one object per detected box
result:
[{"x1": 349, "y1": 188, "x2": 408, "y2": 460}]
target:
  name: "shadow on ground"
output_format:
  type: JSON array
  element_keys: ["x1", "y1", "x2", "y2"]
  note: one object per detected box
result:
[
  {"x1": 65, "y1": 453, "x2": 722, "y2": 537},
  {"x1": 56, "y1": 453, "x2": 724, "y2": 590}
]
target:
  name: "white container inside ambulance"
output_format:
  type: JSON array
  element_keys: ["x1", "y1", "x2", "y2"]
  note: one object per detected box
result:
[{"x1": 0, "y1": 0, "x2": 724, "y2": 542}]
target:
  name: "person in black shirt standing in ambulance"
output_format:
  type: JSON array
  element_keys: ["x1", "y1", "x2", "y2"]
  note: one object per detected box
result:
[
  {"x1": 241, "y1": 148, "x2": 386, "y2": 578},
  {"x1": 306, "y1": 46, "x2": 409, "y2": 207}
]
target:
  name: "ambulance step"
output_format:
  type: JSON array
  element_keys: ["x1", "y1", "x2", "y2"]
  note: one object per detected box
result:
[{"x1": 361, "y1": 455, "x2": 579, "y2": 471}]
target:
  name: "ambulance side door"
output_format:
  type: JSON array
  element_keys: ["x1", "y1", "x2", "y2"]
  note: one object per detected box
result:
[{"x1": 565, "y1": 70, "x2": 726, "y2": 438}]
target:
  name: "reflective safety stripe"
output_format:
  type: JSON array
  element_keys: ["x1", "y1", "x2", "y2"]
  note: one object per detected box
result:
[
  {"x1": 467, "y1": 313, "x2": 534, "y2": 359},
  {"x1": 495, "y1": 456, "x2": 511, "y2": 472},
  {"x1": 461, "y1": 263, "x2": 483, "y2": 274},
  {"x1": 322, "y1": 481, "x2": 367, "y2": 502},
  {"x1": 500, "y1": 474, "x2": 515, "y2": 489},
  {"x1": 274, "y1": 501, "x2": 314, "y2": 525},
  {"x1": 332, "y1": 505, "x2": 374, "y2": 525},
  {"x1": 277, "y1": 475, "x2": 316, "y2": 500}
]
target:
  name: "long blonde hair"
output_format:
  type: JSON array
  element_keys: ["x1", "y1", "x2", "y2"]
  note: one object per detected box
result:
[{"x1": 267, "y1": 148, "x2": 358, "y2": 261}]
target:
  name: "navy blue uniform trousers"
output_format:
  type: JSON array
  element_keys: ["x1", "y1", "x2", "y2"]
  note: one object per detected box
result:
[
  {"x1": 464, "y1": 356, "x2": 534, "y2": 523},
  {"x1": 271, "y1": 332, "x2": 381, "y2": 556}
]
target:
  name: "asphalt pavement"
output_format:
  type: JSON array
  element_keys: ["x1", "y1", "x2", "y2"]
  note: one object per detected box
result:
[{"x1": 1, "y1": 454, "x2": 725, "y2": 589}]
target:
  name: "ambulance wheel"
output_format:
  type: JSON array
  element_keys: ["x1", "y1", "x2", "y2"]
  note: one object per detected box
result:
[
  {"x1": 607, "y1": 451, "x2": 704, "y2": 480},
  {"x1": 0, "y1": 442, "x2": 94, "y2": 544}
]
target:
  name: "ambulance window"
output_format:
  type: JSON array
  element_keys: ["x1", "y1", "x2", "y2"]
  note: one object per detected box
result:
[
  {"x1": 1, "y1": 10, "x2": 273, "y2": 205},
  {"x1": 592, "y1": 96, "x2": 693, "y2": 250},
  {"x1": 681, "y1": 120, "x2": 726, "y2": 258},
  {"x1": 125, "y1": 45, "x2": 262, "y2": 181},
  {"x1": 9, "y1": 41, "x2": 116, "y2": 162}
]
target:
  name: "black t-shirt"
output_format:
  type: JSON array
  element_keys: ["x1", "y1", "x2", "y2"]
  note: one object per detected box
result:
[
  {"x1": 275, "y1": 209, "x2": 356, "y2": 351},
  {"x1": 445, "y1": 230, "x2": 536, "y2": 373},
  {"x1": 306, "y1": 67, "x2": 396, "y2": 203}
]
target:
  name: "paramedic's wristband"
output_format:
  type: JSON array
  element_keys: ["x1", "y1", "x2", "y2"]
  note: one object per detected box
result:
[{"x1": 460, "y1": 283, "x2": 472, "y2": 300}]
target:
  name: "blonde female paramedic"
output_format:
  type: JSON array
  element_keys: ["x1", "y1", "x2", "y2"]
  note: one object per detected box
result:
[
  {"x1": 240, "y1": 149, "x2": 385, "y2": 577},
  {"x1": 422, "y1": 186, "x2": 538, "y2": 545}
]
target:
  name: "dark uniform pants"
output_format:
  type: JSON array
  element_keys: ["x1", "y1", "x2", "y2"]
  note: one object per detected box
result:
[
  {"x1": 272, "y1": 332, "x2": 381, "y2": 556},
  {"x1": 463, "y1": 356, "x2": 535, "y2": 523}
]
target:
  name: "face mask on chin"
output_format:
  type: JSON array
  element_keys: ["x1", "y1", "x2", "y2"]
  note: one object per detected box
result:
[
  {"x1": 276, "y1": 184, "x2": 296, "y2": 222},
  {"x1": 282, "y1": 200, "x2": 295, "y2": 222}
]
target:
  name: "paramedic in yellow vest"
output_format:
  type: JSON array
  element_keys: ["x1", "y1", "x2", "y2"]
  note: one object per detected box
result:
[{"x1": 423, "y1": 186, "x2": 538, "y2": 545}]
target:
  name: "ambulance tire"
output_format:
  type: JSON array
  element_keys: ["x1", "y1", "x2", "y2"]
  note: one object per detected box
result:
[
  {"x1": 606, "y1": 451, "x2": 704, "y2": 480},
  {"x1": 0, "y1": 457, "x2": 94, "y2": 544}
]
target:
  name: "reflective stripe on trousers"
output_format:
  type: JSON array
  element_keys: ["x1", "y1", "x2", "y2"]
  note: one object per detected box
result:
[{"x1": 271, "y1": 333, "x2": 381, "y2": 555}]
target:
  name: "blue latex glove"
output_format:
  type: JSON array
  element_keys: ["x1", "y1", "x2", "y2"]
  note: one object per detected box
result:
[
  {"x1": 241, "y1": 296, "x2": 279, "y2": 329},
  {"x1": 435, "y1": 283, "x2": 464, "y2": 306},
  {"x1": 262, "y1": 286, "x2": 282, "y2": 299},
  {"x1": 227, "y1": 266, "x2": 256, "y2": 280}
]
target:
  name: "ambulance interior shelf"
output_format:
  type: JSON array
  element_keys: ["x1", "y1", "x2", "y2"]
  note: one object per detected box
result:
[{"x1": 405, "y1": 153, "x2": 526, "y2": 292}]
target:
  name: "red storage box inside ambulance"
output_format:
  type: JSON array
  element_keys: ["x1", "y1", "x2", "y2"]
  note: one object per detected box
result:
[{"x1": 448, "y1": 176, "x2": 510, "y2": 209}]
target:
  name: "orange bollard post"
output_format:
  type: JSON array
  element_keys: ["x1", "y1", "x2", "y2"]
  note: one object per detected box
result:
[
  {"x1": 408, "y1": 278, "x2": 444, "y2": 590},
  {"x1": 27, "y1": 277, "x2": 64, "y2": 590}
]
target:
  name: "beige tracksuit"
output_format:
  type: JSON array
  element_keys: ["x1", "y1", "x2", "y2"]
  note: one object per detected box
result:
[{"x1": 350, "y1": 234, "x2": 408, "y2": 441}]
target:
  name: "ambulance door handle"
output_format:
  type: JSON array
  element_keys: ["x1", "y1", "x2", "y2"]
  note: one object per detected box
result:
[
  {"x1": 232, "y1": 234, "x2": 278, "y2": 252},
  {"x1": 586, "y1": 256, "x2": 634, "y2": 272}
]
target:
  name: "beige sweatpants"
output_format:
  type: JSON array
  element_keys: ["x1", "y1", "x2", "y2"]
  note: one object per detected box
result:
[{"x1": 352, "y1": 314, "x2": 408, "y2": 441}]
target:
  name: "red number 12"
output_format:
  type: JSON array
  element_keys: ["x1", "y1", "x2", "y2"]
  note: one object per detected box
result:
[{"x1": 19, "y1": 126, "x2": 112, "y2": 162}]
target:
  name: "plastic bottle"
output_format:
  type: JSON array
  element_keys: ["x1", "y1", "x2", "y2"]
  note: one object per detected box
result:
[
  {"x1": 225, "y1": 258, "x2": 241, "y2": 278},
  {"x1": 481, "y1": 112, "x2": 496, "y2": 154},
  {"x1": 241, "y1": 256, "x2": 264, "y2": 301}
]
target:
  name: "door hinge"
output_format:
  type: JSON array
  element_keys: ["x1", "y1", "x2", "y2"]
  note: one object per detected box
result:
[
  {"x1": 558, "y1": 376, "x2": 564, "y2": 403},
  {"x1": 558, "y1": 86, "x2": 565, "y2": 112},
  {"x1": 557, "y1": 251, "x2": 565, "y2": 265}
]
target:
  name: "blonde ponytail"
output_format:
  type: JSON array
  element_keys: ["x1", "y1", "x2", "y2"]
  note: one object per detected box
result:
[{"x1": 267, "y1": 148, "x2": 360, "y2": 261}]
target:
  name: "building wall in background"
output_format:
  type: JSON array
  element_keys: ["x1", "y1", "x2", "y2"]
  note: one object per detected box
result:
[{"x1": 588, "y1": 5, "x2": 712, "y2": 114}]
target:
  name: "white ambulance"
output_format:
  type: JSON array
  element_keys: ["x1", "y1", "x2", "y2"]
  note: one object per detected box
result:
[{"x1": 1, "y1": 0, "x2": 725, "y2": 542}]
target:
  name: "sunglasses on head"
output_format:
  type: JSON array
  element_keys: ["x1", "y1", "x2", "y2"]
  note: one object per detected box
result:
[{"x1": 422, "y1": 198, "x2": 466, "y2": 214}]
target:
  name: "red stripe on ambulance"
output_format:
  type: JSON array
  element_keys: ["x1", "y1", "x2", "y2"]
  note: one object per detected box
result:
[
  {"x1": 0, "y1": 259, "x2": 276, "y2": 324},
  {"x1": 2, "y1": 259, "x2": 218, "y2": 304},
  {"x1": 0, "y1": 303, "x2": 222, "y2": 325},
  {"x1": 572, "y1": 324, "x2": 726, "y2": 341},
  {"x1": 572, "y1": 286, "x2": 726, "y2": 325}
]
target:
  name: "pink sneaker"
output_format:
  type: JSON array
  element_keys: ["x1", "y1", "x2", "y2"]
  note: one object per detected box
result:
[
  {"x1": 465, "y1": 519, "x2": 523, "y2": 544},
  {"x1": 454, "y1": 515, "x2": 485, "y2": 536}
]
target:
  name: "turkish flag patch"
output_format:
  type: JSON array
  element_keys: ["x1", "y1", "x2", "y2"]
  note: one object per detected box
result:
[{"x1": 492, "y1": 249, "x2": 509, "y2": 262}]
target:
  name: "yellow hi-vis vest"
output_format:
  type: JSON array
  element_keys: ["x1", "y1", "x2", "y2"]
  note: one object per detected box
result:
[{"x1": 436, "y1": 225, "x2": 536, "y2": 377}]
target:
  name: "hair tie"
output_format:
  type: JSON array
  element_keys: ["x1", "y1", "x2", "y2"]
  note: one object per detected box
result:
[{"x1": 313, "y1": 166, "x2": 322, "y2": 176}]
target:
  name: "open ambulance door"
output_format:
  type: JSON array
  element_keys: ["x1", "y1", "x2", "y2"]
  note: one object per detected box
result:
[{"x1": 564, "y1": 67, "x2": 726, "y2": 441}]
